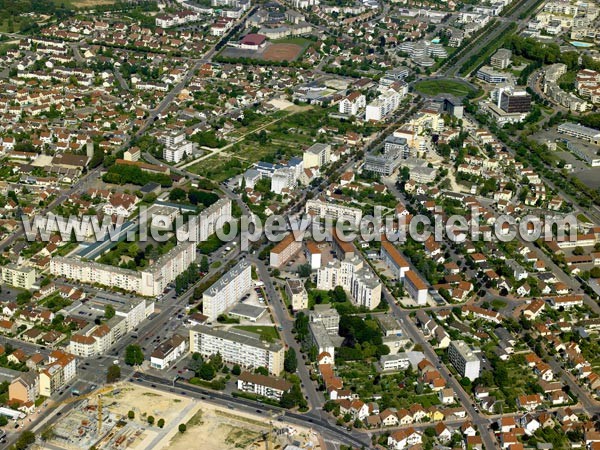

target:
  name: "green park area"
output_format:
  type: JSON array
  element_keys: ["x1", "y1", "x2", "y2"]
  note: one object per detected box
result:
[{"x1": 414, "y1": 79, "x2": 474, "y2": 97}]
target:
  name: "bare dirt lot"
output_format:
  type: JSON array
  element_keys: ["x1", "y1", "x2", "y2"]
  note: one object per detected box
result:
[{"x1": 262, "y1": 43, "x2": 303, "y2": 61}]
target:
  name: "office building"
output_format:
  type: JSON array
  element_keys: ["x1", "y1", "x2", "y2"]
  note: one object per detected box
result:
[
  {"x1": 270, "y1": 232, "x2": 302, "y2": 268},
  {"x1": 190, "y1": 325, "x2": 284, "y2": 375},
  {"x1": 477, "y1": 66, "x2": 510, "y2": 83},
  {"x1": 286, "y1": 278, "x2": 308, "y2": 311},
  {"x1": 490, "y1": 48, "x2": 512, "y2": 69},
  {"x1": 499, "y1": 88, "x2": 532, "y2": 113},
  {"x1": 558, "y1": 122, "x2": 600, "y2": 144},
  {"x1": 2, "y1": 265, "x2": 36, "y2": 290},
  {"x1": 202, "y1": 260, "x2": 252, "y2": 321},
  {"x1": 448, "y1": 340, "x2": 481, "y2": 381}
]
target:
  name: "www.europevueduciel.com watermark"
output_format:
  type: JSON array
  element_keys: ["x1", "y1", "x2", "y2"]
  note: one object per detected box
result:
[{"x1": 20, "y1": 206, "x2": 578, "y2": 251}]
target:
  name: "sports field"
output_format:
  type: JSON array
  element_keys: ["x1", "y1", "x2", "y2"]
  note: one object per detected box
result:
[{"x1": 263, "y1": 43, "x2": 303, "y2": 61}]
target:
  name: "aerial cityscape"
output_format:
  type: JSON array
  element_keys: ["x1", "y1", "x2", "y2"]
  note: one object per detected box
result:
[{"x1": 0, "y1": 0, "x2": 598, "y2": 449}]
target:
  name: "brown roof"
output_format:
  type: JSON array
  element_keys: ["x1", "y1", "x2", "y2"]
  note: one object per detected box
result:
[{"x1": 238, "y1": 371, "x2": 292, "y2": 392}]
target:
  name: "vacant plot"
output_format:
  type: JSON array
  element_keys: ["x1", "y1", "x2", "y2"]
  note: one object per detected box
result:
[
  {"x1": 414, "y1": 79, "x2": 474, "y2": 97},
  {"x1": 263, "y1": 43, "x2": 303, "y2": 61}
]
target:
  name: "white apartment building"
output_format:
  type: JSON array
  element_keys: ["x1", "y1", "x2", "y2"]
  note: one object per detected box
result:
[
  {"x1": 237, "y1": 371, "x2": 292, "y2": 400},
  {"x1": 271, "y1": 167, "x2": 296, "y2": 194},
  {"x1": 317, "y1": 257, "x2": 381, "y2": 310},
  {"x1": 309, "y1": 304, "x2": 340, "y2": 333},
  {"x1": 1, "y1": 264, "x2": 36, "y2": 290},
  {"x1": 286, "y1": 278, "x2": 308, "y2": 311},
  {"x1": 365, "y1": 88, "x2": 402, "y2": 121},
  {"x1": 163, "y1": 140, "x2": 194, "y2": 163},
  {"x1": 270, "y1": 232, "x2": 302, "y2": 268},
  {"x1": 404, "y1": 270, "x2": 428, "y2": 305},
  {"x1": 381, "y1": 240, "x2": 410, "y2": 281},
  {"x1": 39, "y1": 350, "x2": 77, "y2": 397},
  {"x1": 193, "y1": 197, "x2": 232, "y2": 242},
  {"x1": 189, "y1": 325, "x2": 284, "y2": 375},
  {"x1": 303, "y1": 143, "x2": 331, "y2": 169},
  {"x1": 317, "y1": 257, "x2": 363, "y2": 291},
  {"x1": 305, "y1": 199, "x2": 363, "y2": 226},
  {"x1": 448, "y1": 340, "x2": 481, "y2": 381},
  {"x1": 150, "y1": 334, "x2": 188, "y2": 370},
  {"x1": 50, "y1": 242, "x2": 196, "y2": 297},
  {"x1": 67, "y1": 295, "x2": 152, "y2": 357},
  {"x1": 352, "y1": 268, "x2": 382, "y2": 309},
  {"x1": 338, "y1": 92, "x2": 366, "y2": 116},
  {"x1": 202, "y1": 260, "x2": 252, "y2": 321}
]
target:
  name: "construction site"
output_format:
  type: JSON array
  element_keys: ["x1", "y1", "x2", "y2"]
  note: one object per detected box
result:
[{"x1": 38, "y1": 383, "x2": 321, "y2": 450}]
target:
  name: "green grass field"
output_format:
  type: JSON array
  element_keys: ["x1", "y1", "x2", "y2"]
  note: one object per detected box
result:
[
  {"x1": 414, "y1": 79, "x2": 474, "y2": 97},
  {"x1": 234, "y1": 326, "x2": 279, "y2": 342}
]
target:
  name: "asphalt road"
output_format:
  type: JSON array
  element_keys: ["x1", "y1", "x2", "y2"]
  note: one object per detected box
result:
[
  {"x1": 441, "y1": 0, "x2": 544, "y2": 77},
  {"x1": 135, "y1": 372, "x2": 371, "y2": 449}
]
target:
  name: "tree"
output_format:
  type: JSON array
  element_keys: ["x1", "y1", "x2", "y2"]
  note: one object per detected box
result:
[
  {"x1": 255, "y1": 366, "x2": 269, "y2": 376},
  {"x1": 284, "y1": 348, "x2": 297, "y2": 373},
  {"x1": 105, "y1": 304, "x2": 116, "y2": 320},
  {"x1": 331, "y1": 286, "x2": 347, "y2": 303},
  {"x1": 200, "y1": 255, "x2": 209, "y2": 273},
  {"x1": 128, "y1": 411, "x2": 135, "y2": 420},
  {"x1": 178, "y1": 423, "x2": 187, "y2": 433},
  {"x1": 280, "y1": 384, "x2": 305, "y2": 409},
  {"x1": 297, "y1": 263, "x2": 312, "y2": 278},
  {"x1": 148, "y1": 416, "x2": 155, "y2": 425},
  {"x1": 232, "y1": 364, "x2": 241, "y2": 376},
  {"x1": 169, "y1": 188, "x2": 187, "y2": 202},
  {"x1": 125, "y1": 345, "x2": 144, "y2": 366},
  {"x1": 0, "y1": 415, "x2": 7, "y2": 426},
  {"x1": 573, "y1": 246, "x2": 585, "y2": 256},
  {"x1": 107, "y1": 364, "x2": 121, "y2": 383},
  {"x1": 14, "y1": 431, "x2": 35, "y2": 450},
  {"x1": 198, "y1": 363, "x2": 216, "y2": 380},
  {"x1": 590, "y1": 267, "x2": 600, "y2": 278},
  {"x1": 157, "y1": 418, "x2": 165, "y2": 428}
]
